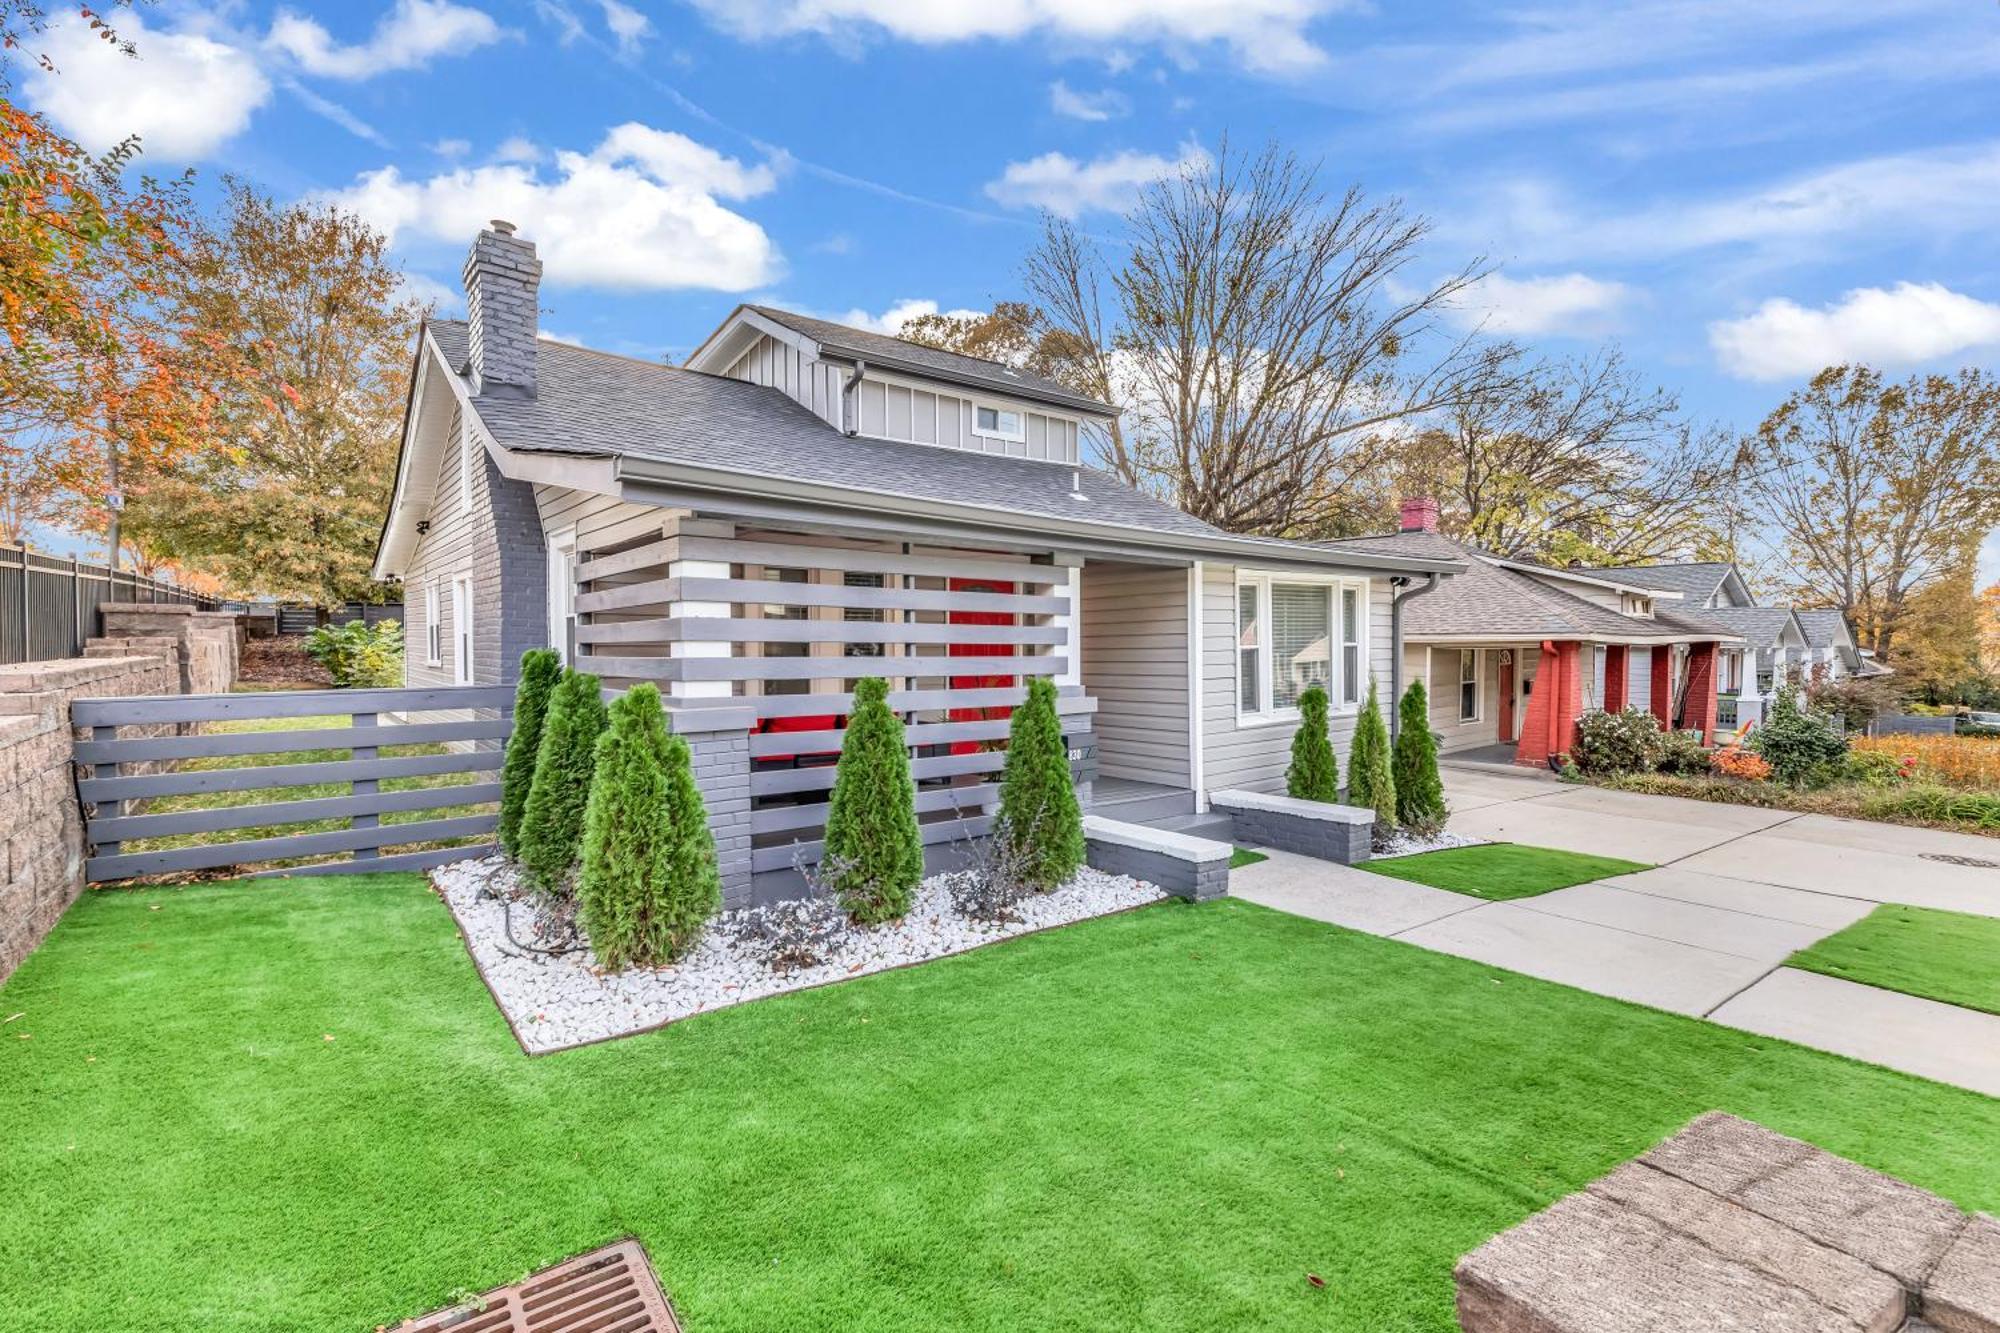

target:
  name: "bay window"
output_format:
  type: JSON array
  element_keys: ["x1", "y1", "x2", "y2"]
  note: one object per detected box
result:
[{"x1": 1235, "y1": 573, "x2": 1369, "y2": 721}]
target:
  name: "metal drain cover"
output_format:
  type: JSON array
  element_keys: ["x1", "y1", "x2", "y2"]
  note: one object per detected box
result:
[
  {"x1": 396, "y1": 1239, "x2": 681, "y2": 1332},
  {"x1": 1920, "y1": 852, "x2": 2000, "y2": 869}
]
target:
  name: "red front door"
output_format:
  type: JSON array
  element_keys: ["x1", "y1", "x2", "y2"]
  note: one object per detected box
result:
[
  {"x1": 1497, "y1": 656, "x2": 1515, "y2": 741},
  {"x1": 947, "y1": 577, "x2": 1017, "y2": 754}
]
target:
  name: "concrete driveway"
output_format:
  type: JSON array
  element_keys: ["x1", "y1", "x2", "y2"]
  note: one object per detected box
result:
[{"x1": 1231, "y1": 766, "x2": 2000, "y2": 1098}]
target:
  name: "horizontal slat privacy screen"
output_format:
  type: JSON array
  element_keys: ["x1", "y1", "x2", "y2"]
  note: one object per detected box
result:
[{"x1": 74, "y1": 685, "x2": 514, "y2": 882}]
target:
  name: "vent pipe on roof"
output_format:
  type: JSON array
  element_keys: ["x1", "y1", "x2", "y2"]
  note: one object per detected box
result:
[{"x1": 1069, "y1": 469, "x2": 1089, "y2": 501}]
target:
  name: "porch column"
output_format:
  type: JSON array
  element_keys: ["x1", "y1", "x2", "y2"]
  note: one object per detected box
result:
[
  {"x1": 665, "y1": 516, "x2": 736, "y2": 701},
  {"x1": 1649, "y1": 647, "x2": 1673, "y2": 729},
  {"x1": 1515, "y1": 640, "x2": 1582, "y2": 768},
  {"x1": 1604, "y1": 644, "x2": 1629, "y2": 712},
  {"x1": 1683, "y1": 641, "x2": 1719, "y2": 743}
]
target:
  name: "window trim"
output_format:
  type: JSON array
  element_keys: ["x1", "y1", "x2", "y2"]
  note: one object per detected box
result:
[
  {"x1": 1458, "y1": 648, "x2": 1481, "y2": 723},
  {"x1": 424, "y1": 581, "x2": 442, "y2": 666},
  {"x1": 970, "y1": 402, "x2": 1026, "y2": 443},
  {"x1": 547, "y1": 527, "x2": 577, "y2": 666},
  {"x1": 1233, "y1": 571, "x2": 1370, "y2": 726},
  {"x1": 450, "y1": 574, "x2": 474, "y2": 686}
]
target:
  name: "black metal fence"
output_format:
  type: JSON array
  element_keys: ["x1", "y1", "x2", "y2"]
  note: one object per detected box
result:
[{"x1": 0, "y1": 543, "x2": 213, "y2": 666}]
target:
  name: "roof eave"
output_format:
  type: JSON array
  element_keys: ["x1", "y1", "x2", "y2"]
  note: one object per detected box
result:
[{"x1": 812, "y1": 341, "x2": 1117, "y2": 419}]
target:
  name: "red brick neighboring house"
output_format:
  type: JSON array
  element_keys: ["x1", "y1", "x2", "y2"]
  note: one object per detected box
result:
[{"x1": 1322, "y1": 503, "x2": 1743, "y2": 769}]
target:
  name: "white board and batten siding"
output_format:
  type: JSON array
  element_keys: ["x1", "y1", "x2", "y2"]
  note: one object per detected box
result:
[
  {"x1": 1197, "y1": 563, "x2": 1395, "y2": 795},
  {"x1": 723, "y1": 333, "x2": 1083, "y2": 465},
  {"x1": 1080, "y1": 565, "x2": 1191, "y2": 788}
]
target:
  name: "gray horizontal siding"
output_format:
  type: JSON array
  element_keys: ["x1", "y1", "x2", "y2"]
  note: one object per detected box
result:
[{"x1": 1081, "y1": 564, "x2": 1189, "y2": 787}]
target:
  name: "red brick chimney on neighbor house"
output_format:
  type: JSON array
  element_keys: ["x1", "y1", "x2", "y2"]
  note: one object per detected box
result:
[{"x1": 1399, "y1": 496, "x2": 1440, "y2": 533}]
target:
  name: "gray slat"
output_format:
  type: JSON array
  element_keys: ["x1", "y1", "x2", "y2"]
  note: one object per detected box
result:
[
  {"x1": 587, "y1": 653, "x2": 1065, "y2": 683},
  {"x1": 674, "y1": 685, "x2": 1097, "y2": 720},
  {"x1": 71, "y1": 684, "x2": 516, "y2": 726},
  {"x1": 752, "y1": 749, "x2": 1006, "y2": 795},
  {"x1": 575, "y1": 538, "x2": 671, "y2": 582},
  {"x1": 248, "y1": 844, "x2": 497, "y2": 879},
  {"x1": 751, "y1": 782, "x2": 996, "y2": 835},
  {"x1": 668, "y1": 577, "x2": 1067, "y2": 616},
  {"x1": 575, "y1": 580, "x2": 671, "y2": 614},
  {"x1": 748, "y1": 714, "x2": 1091, "y2": 758},
  {"x1": 86, "y1": 813, "x2": 497, "y2": 880},
  {"x1": 677, "y1": 536, "x2": 1060, "y2": 586},
  {"x1": 74, "y1": 717, "x2": 509, "y2": 765},
  {"x1": 576, "y1": 618, "x2": 1066, "y2": 647},
  {"x1": 752, "y1": 814, "x2": 993, "y2": 873},
  {"x1": 78, "y1": 750, "x2": 501, "y2": 802},
  {"x1": 89, "y1": 782, "x2": 501, "y2": 841}
]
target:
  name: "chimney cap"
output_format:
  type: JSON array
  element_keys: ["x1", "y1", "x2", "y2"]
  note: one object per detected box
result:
[{"x1": 489, "y1": 218, "x2": 517, "y2": 236}]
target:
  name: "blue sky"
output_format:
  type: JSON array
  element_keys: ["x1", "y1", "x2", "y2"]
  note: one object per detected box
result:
[{"x1": 20, "y1": 0, "x2": 2000, "y2": 581}]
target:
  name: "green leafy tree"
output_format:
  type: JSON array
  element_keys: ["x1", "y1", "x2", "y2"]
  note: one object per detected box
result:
[
  {"x1": 819, "y1": 676, "x2": 923, "y2": 923},
  {"x1": 518, "y1": 668, "x2": 607, "y2": 891},
  {"x1": 498, "y1": 649, "x2": 561, "y2": 857},
  {"x1": 1345, "y1": 678, "x2": 1397, "y2": 831},
  {"x1": 1392, "y1": 680, "x2": 1447, "y2": 827},
  {"x1": 577, "y1": 684, "x2": 720, "y2": 969},
  {"x1": 996, "y1": 675, "x2": 1084, "y2": 890},
  {"x1": 1286, "y1": 684, "x2": 1338, "y2": 801}
]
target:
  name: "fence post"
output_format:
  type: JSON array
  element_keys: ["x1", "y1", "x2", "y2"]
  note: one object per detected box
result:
[
  {"x1": 351, "y1": 710, "x2": 379, "y2": 861},
  {"x1": 70, "y1": 556, "x2": 82, "y2": 657},
  {"x1": 17, "y1": 547, "x2": 29, "y2": 663},
  {"x1": 90, "y1": 724, "x2": 122, "y2": 860}
]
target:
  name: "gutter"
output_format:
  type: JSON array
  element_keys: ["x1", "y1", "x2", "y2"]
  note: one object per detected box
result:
[{"x1": 1388, "y1": 572, "x2": 1442, "y2": 740}]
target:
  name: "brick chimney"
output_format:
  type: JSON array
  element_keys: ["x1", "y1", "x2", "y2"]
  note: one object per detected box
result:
[
  {"x1": 1399, "y1": 496, "x2": 1440, "y2": 533},
  {"x1": 461, "y1": 219, "x2": 541, "y2": 398}
]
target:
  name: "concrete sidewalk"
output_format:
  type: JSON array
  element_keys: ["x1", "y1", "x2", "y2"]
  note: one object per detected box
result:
[{"x1": 1230, "y1": 767, "x2": 2000, "y2": 1098}]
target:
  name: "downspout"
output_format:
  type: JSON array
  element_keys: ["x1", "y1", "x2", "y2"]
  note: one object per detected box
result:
[
  {"x1": 1389, "y1": 572, "x2": 1441, "y2": 740},
  {"x1": 840, "y1": 358, "x2": 868, "y2": 436}
]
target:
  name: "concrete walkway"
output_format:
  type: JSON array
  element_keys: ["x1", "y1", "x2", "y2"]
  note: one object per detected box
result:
[{"x1": 1231, "y1": 767, "x2": 2000, "y2": 1098}]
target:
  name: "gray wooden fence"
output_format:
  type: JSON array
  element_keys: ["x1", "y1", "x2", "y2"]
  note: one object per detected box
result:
[
  {"x1": 73, "y1": 684, "x2": 515, "y2": 883},
  {"x1": 1870, "y1": 713, "x2": 1958, "y2": 738},
  {"x1": 0, "y1": 543, "x2": 213, "y2": 665}
]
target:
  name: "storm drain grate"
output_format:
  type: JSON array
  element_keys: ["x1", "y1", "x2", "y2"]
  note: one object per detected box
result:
[
  {"x1": 1920, "y1": 851, "x2": 1999, "y2": 869},
  {"x1": 396, "y1": 1239, "x2": 680, "y2": 1333}
]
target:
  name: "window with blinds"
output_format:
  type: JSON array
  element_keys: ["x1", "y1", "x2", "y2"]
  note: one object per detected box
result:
[
  {"x1": 1237, "y1": 583, "x2": 1261, "y2": 712},
  {"x1": 1271, "y1": 583, "x2": 1330, "y2": 710},
  {"x1": 1236, "y1": 573, "x2": 1369, "y2": 720}
]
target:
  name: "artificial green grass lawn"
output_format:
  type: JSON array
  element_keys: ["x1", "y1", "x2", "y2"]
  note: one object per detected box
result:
[
  {"x1": 1230, "y1": 846, "x2": 1269, "y2": 868},
  {"x1": 1787, "y1": 903, "x2": 2000, "y2": 1016},
  {"x1": 4, "y1": 879, "x2": 1996, "y2": 1333},
  {"x1": 1361, "y1": 842, "x2": 1649, "y2": 900}
]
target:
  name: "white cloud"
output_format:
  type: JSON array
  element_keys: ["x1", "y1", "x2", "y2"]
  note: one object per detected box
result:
[
  {"x1": 493, "y1": 136, "x2": 543, "y2": 164},
  {"x1": 24, "y1": 12, "x2": 270, "y2": 160},
  {"x1": 598, "y1": 0, "x2": 652, "y2": 57},
  {"x1": 432, "y1": 138, "x2": 472, "y2": 158},
  {"x1": 1708, "y1": 283, "x2": 2000, "y2": 381},
  {"x1": 324, "y1": 122, "x2": 783, "y2": 292},
  {"x1": 1049, "y1": 80, "x2": 1129, "y2": 121},
  {"x1": 395, "y1": 270, "x2": 464, "y2": 312},
  {"x1": 267, "y1": 0, "x2": 504, "y2": 79},
  {"x1": 835, "y1": 299, "x2": 984, "y2": 335},
  {"x1": 1447, "y1": 272, "x2": 1632, "y2": 336},
  {"x1": 683, "y1": 0, "x2": 1349, "y2": 74},
  {"x1": 985, "y1": 143, "x2": 1205, "y2": 217}
]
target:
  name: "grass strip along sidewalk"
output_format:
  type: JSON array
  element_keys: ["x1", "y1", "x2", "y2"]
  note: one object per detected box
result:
[
  {"x1": 1787, "y1": 903, "x2": 2000, "y2": 1017},
  {"x1": 1361, "y1": 842, "x2": 1649, "y2": 901}
]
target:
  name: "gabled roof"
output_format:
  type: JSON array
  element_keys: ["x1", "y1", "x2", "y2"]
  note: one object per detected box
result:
[
  {"x1": 1794, "y1": 608, "x2": 1857, "y2": 652},
  {"x1": 1569, "y1": 561, "x2": 1735, "y2": 603},
  {"x1": 723, "y1": 304, "x2": 1115, "y2": 418},
  {"x1": 377, "y1": 322, "x2": 1465, "y2": 580},
  {"x1": 1682, "y1": 605, "x2": 1805, "y2": 649},
  {"x1": 1320, "y1": 531, "x2": 1738, "y2": 644}
]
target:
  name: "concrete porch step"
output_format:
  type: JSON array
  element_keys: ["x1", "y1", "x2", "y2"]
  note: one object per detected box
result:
[{"x1": 1148, "y1": 810, "x2": 1236, "y2": 841}]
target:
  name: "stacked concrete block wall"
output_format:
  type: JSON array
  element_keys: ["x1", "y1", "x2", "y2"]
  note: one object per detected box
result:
[
  {"x1": 0, "y1": 654, "x2": 180, "y2": 982},
  {"x1": 1208, "y1": 790, "x2": 1373, "y2": 864},
  {"x1": 1082, "y1": 816, "x2": 1230, "y2": 901},
  {"x1": 90, "y1": 604, "x2": 240, "y2": 694},
  {"x1": 672, "y1": 709, "x2": 753, "y2": 908}
]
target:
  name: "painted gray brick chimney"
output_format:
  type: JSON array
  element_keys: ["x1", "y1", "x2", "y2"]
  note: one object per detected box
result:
[{"x1": 461, "y1": 219, "x2": 541, "y2": 398}]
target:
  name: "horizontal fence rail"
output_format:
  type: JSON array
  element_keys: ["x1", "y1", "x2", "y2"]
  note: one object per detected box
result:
[
  {"x1": 74, "y1": 684, "x2": 515, "y2": 883},
  {"x1": 0, "y1": 543, "x2": 213, "y2": 665}
]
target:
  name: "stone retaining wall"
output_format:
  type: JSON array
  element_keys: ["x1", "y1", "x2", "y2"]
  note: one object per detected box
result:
[
  {"x1": 91, "y1": 603, "x2": 240, "y2": 694},
  {"x1": 0, "y1": 654, "x2": 181, "y2": 982}
]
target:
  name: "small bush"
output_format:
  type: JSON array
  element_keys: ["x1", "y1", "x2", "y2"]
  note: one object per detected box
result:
[
  {"x1": 1860, "y1": 784, "x2": 2000, "y2": 832},
  {"x1": 1654, "y1": 729, "x2": 1711, "y2": 778},
  {"x1": 1711, "y1": 745, "x2": 1772, "y2": 781},
  {"x1": 1805, "y1": 672, "x2": 1903, "y2": 732},
  {"x1": 995, "y1": 676, "x2": 1085, "y2": 891},
  {"x1": 1345, "y1": 678, "x2": 1396, "y2": 833},
  {"x1": 1286, "y1": 685, "x2": 1338, "y2": 802},
  {"x1": 518, "y1": 669, "x2": 609, "y2": 893},
  {"x1": 302, "y1": 618, "x2": 404, "y2": 687},
  {"x1": 820, "y1": 676, "x2": 923, "y2": 923},
  {"x1": 1843, "y1": 747, "x2": 1913, "y2": 788},
  {"x1": 499, "y1": 649, "x2": 563, "y2": 857},
  {"x1": 1752, "y1": 685, "x2": 1848, "y2": 787},
  {"x1": 577, "y1": 684, "x2": 720, "y2": 970},
  {"x1": 1391, "y1": 680, "x2": 1447, "y2": 830},
  {"x1": 724, "y1": 896, "x2": 850, "y2": 973},
  {"x1": 1571, "y1": 707, "x2": 1664, "y2": 776}
]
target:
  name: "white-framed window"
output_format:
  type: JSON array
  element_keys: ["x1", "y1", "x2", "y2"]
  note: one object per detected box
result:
[
  {"x1": 548, "y1": 530, "x2": 577, "y2": 665},
  {"x1": 424, "y1": 581, "x2": 442, "y2": 666},
  {"x1": 1235, "y1": 572, "x2": 1369, "y2": 722},
  {"x1": 1458, "y1": 649, "x2": 1480, "y2": 722},
  {"x1": 971, "y1": 403, "x2": 1025, "y2": 442},
  {"x1": 450, "y1": 575, "x2": 474, "y2": 685}
]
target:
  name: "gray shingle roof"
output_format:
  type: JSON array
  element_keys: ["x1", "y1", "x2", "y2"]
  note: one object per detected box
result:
[
  {"x1": 430, "y1": 320, "x2": 1222, "y2": 541},
  {"x1": 1320, "y1": 531, "x2": 1735, "y2": 641},
  {"x1": 1794, "y1": 608, "x2": 1853, "y2": 650},
  {"x1": 1569, "y1": 562, "x2": 1733, "y2": 603},
  {"x1": 747, "y1": 305, "x2": 1113, "y2": 416},
  {"x1": 1680, "y1": 605, "x2": 1798, "y2": 648}
]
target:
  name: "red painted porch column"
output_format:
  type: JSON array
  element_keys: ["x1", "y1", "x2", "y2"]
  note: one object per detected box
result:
[
  {"x1": 1604, "y1": 644, "x2": 1629, "y2": 712},
  {"x1": 1649, "y1": 647, "x2": 1673, "y2": 730},
  {"x1": 1683, "y1": 641, "x2": 1719, "y2": 743},
  {"x1": 1515, "y1": 640, "x2": 1584, "y2": 768}
]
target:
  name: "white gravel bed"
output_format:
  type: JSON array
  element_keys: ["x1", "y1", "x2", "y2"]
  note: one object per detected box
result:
[
  {"x1": 1371, "y1": 827, "x2": 1485, "y2": 859},
  {"x1": 432, "y1": 856, "x2": 1167, "y2": 1053}
]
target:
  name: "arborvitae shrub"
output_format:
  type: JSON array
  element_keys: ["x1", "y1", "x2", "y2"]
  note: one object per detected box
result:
[
  {"x1": 819, "y1": 676, "x2": 923, "y2": 923},
  {"x1": 1392, "y1": 680, "x2": 1448, "y2": 829},
  {"x1": 1286, "y1": 685, "x2": 1338, "y2": 801},
  {"x1": 518, "y1": 668, "x2": 608, "y2": 892},
  {"x1": 1345, "y1": 677, "x2": 1397, "y2": 831},
  {"x1": 997, "y1": 675, "x2": 1085, "y2": 890},
  {"x1": 498, "y1": 649, "x2": 563, "y2": 857},
  {"x1": 577, "y1": 683, "x2": 720, "y2": 969}
]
